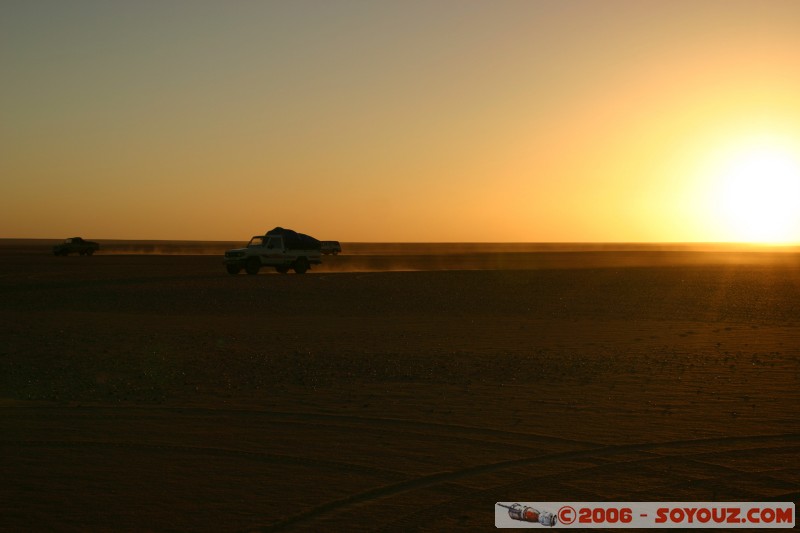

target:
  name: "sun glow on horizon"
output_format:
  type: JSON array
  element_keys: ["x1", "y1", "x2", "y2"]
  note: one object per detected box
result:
[{"x1": 704, "y1": 135, "x2": 800, "y2": 244}]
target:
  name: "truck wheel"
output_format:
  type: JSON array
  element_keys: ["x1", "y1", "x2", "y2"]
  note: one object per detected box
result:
[
  {"x1": 293, "y1": 257, "x2": 309, "y2": 274},
  {"x1": 275, "y1": 265, "x2": 289, "y2": 274},
  {"x1": 226, "y1": 264, "x2": 241, "y2": 275},
  {"x1": 87, "y1": 249, "x2": 94, "y2": 256},
  {"x1": 245, "y1": 257, "x2": 261, "y2": 275}
]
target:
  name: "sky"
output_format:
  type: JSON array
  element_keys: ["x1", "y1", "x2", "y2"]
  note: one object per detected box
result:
[{"x1": 2, "y1": 0, "x2": 800, "y2": 243}]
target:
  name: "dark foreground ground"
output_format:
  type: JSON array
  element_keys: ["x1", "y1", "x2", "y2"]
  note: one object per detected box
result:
[{"x1": 1, "y1": 248, "x2": 798, "y2": 531}]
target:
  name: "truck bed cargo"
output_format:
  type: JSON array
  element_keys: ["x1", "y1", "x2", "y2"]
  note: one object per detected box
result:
[{"x1": 265, "y1": 227, "x2": 320, "y2": 251}]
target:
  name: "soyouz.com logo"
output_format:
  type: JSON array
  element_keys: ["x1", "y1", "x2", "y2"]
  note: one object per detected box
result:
[{"x1": 495, "y1": 502, "x2": 795, "y2": 528}]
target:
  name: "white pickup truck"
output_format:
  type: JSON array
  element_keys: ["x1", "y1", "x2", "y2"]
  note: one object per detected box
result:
[{"x1": 224, "y1": 227, "x2": 322, "y2": 275}]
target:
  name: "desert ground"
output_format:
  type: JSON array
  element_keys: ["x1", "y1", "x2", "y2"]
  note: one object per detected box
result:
[{"x1": 1, "y1": 241, "x2": 798, "y2": 531}]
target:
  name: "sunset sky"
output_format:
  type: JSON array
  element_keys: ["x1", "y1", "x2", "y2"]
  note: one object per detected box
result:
[{"x1": 3, "y1": 1, "x2": 800, "y2": 242}]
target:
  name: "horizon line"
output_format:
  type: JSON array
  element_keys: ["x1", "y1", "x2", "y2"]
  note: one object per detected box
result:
[{"x1": 2, "y1": 237, "x2": 798, "y2": 248}]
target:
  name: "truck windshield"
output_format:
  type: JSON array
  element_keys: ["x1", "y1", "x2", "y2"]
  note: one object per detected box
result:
[{"x1": 248, "y1": 237, "x2": 265, "y2": 247}]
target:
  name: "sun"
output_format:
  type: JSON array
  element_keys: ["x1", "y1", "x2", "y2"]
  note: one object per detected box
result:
[{"x1": 709, "y1": 138, "x2": 800, "y2": 244}]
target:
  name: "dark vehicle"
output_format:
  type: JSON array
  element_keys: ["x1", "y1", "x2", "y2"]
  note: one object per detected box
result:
[
  {"x1": 320, "y1": 241, "x2": 342, "y2": 255},
  {"x1": 53, "y1": 237, "x2": 100, "y2": 256}
]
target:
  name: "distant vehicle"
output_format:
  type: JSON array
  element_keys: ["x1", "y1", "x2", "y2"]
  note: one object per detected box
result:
[
  {"x1": 53, "y1": 237, "x2": 100, "y2": 256},
  {"x1": 320, "y1": 241, "x2": 342, "y2": 255},
  {"x1": 224, "y1": 227, "x2": 322, "y2": 275}
]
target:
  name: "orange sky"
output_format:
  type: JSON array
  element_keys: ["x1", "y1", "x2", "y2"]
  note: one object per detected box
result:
[{"x1": 2, "y1": 1, "x2": 800, "y2": 242}]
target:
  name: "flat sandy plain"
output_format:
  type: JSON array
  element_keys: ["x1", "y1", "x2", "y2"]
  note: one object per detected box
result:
[{"x1": 1, "y1": 241, "x2": 798, "y2": 531}]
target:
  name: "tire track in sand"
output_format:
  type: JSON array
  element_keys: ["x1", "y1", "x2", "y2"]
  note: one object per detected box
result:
[
  {"x1": 377, "y1": 443, "x2": 800, "y2": 532},
  {"x1": 0, "y1": 439, "x2": 403, "y2": 479},
  {"x1": 3, "y1": 404, "x2": 605, "y2": 451},
  {"x1": 253, "y1": 433, "x2": 800, "y2": 532}
]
